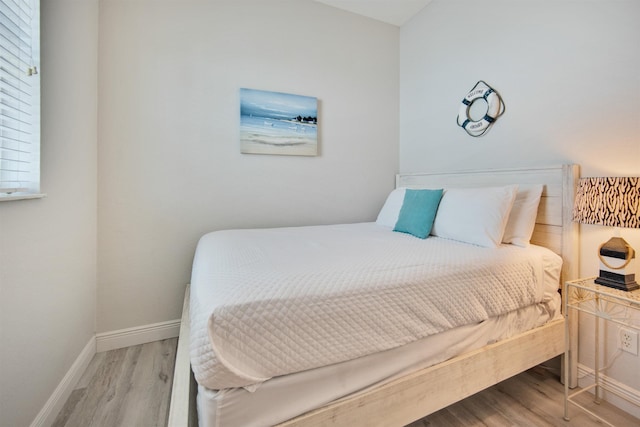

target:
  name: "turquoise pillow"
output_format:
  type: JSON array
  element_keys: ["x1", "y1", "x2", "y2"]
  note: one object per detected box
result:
[{"x1": 393, "y1": 189, "x2": 444, "y2": 239}]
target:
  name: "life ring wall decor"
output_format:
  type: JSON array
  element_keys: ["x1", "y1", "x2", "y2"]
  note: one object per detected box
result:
[{"x1": 456, "y1": 81, "x2": 505, "y2": 137}]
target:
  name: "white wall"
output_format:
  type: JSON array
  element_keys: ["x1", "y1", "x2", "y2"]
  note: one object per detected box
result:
[
  {"x1": 401, "y1": 0, "x2": 639, "y2": 176},
  {"x1": 97, "y1": 0, "x2": 399, "y2": 332},
  {"x1": 400, "y1": 0, "x2": 640, "y2": 416},
  {"x1": 9, "y1": 1, "x2": 637, "y2": 423},
  {"x1": 0, "y1": 1, "x2": 98, "y2": 426}
]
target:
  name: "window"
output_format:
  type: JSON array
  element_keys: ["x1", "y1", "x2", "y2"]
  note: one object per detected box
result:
[{"x1": 0, "y1": 0, "x2": 40, "y2": 199}]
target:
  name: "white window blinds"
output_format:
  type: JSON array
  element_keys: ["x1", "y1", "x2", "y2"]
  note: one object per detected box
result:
[{"x1": 0, "y1": 0, "x2": 40, "y2": 196}]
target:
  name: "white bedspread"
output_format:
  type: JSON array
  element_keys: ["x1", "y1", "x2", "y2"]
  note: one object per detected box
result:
[{"x1": 190, "y1": 223, "x2": 561, "y2": 390}]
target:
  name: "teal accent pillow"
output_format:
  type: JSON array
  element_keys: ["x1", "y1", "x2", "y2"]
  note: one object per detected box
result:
[{"x1": 393, "y1": 189, "x2": 444, "y2": 239}]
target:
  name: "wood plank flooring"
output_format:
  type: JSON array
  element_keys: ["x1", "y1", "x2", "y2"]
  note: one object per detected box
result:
[
  {"x1": 54, "y1": 338, "x2": 640, "y2": 427},
  {"x1": 413, "y1": 365, "x2": 640, "y2": 426},
  {"x1": 53, "y1": 338, "x2": 177, "y2": 427}
]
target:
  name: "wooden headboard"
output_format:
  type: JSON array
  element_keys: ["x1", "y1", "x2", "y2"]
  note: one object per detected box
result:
[{"x1": 396, "y1": 164, "x2": 580, "y2": 283}]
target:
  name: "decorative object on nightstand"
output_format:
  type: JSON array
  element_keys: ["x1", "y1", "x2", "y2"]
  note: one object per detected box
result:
[{"x1": 573, "y1": 177, "x2": 640, "y2": 291}]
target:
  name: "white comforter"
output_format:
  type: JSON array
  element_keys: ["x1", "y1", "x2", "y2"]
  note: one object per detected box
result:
[{"x1": 190, "y1": 223, "x2": 561, "y2": 390}]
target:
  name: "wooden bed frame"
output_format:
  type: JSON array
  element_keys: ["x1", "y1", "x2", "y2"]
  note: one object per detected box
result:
[{"x1": 168, "y1": 164, "x2": 580, "y2": 427}]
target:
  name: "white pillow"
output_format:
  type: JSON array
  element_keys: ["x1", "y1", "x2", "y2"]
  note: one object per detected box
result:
[
  {"x1": 431, "y1": 185, "x2": 518, "y2": 248},
  {"x1": 502, "y1": 185, "x2": 543, "y2": 247},
  {"x1": 376, "y1": 188, "x2": 406, "y2": 227}
]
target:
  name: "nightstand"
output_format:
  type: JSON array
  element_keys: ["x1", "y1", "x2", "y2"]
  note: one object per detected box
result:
[{"x1": 563, "y1": 277, "x2": 640, "y2": 425}]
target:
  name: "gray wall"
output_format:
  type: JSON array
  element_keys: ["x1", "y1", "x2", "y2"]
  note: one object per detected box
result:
[
  {"x1": 0, "y1": 1, "x2": 98, "y2": 426},
  {"x1": 5, "y1": 1, "x2": 640, "y2": 424},
  {"x1": 400, "y1": 0, "x2": 640, "y2": 416},
  {"x1": 97, "y1": 0, "x2": 400, "y2": 332},
  {"x1": 401, "y1": 1, "x2": 638, "y2": 176}
]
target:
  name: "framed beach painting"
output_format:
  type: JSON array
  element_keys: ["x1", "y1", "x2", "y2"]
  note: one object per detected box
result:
[{"x1": 240, "y1": 88, "x2": 318, "y2": 156}]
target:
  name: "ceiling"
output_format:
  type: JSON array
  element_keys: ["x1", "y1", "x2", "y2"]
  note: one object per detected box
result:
[{"x1": 315, "y1": 0, "x2": 432, "y2": 26}]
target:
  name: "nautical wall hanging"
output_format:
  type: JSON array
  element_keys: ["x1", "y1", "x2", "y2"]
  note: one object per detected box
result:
[{"x1": 456, "y1": 81, "x2": 505, "y2": 137}]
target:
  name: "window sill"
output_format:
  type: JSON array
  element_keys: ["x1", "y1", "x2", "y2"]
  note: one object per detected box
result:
[{"x1": 0, "y1": 193, "x2": 47, "y2": 202}]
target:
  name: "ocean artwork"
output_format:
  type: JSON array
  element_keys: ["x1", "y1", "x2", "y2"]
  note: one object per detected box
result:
[{"x1": 240, "y1": 88, "x2": 318, "y2": 156}]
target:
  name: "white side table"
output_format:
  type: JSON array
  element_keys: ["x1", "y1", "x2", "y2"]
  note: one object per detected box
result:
[{"x1": 564, "y1": 277, "x2": 640, "y2": 425}]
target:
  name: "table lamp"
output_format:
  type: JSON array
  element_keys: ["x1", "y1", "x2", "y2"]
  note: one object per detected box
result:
[{"x1": 573, "y1": 177, "x2": 640, "y2": 291}]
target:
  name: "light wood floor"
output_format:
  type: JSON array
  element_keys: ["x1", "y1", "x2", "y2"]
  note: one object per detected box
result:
[
  {"x1": 413, "y1": 365, "x2": 640, "y2": 426},
  {"x1": 54, "y1": 338, "x2": 640, "y2": 427},
  {"x1": 53, "y1": 338, "x2": 177, "y2": 427}
]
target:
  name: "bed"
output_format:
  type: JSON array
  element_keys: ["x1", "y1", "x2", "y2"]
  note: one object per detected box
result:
[{"x1": 168, "y1": 164, "x2": 580, "y2": 427}]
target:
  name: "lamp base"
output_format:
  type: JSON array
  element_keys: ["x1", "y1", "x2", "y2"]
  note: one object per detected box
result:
[
  {"x1": 596, "y1": 236, "x2": 638, "y2": 291},
  {"x1": 595, "y1": 271, "x2": 639, "y2": 292}
]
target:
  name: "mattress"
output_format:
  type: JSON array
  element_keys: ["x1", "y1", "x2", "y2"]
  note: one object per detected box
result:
[
  {"x1": 190, "y1": 222, "x2": 562, "y2": 391},
  {"x1": 196, "y1": 301, "x2": 561, "y2": 427}
]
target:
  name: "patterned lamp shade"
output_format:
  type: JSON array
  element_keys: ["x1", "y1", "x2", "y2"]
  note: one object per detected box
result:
[
  {"x1": 573, "y1": 177, "x2": 640, "y2": 228},
  {"x1": 573, "y1": 176, "x2": 640, "y2": 291}
]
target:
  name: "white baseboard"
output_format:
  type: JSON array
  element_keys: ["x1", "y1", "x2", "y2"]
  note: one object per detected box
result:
[
  {"x1": 578, "y1": 364, "x2": 640, "y2": 419},
  {"x1": 30, "y1": 320, "x2": 182, "y2": 427},
  {"x1": 96, "y1": 319, "x2": 181, "y2": 353},
  {"x1": 30, "y1": 336, "x2": 96, "y2": 427}
]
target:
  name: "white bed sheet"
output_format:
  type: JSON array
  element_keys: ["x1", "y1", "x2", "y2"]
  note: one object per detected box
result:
[
  {"x1": 190, "y1": 223, "x2": 562, "y2": 391},
  {"x1": 197, "y1": 298, "x2": 561, "y2": 427}
]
